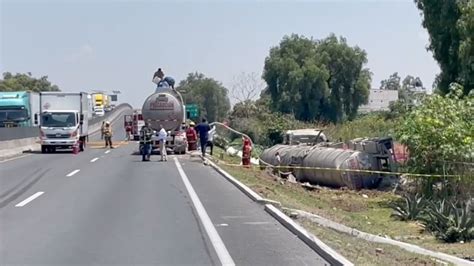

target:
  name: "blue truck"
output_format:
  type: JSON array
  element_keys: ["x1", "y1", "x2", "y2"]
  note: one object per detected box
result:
[{"x1": 0, "y1": 91, "x2": 40, "y2": 127}]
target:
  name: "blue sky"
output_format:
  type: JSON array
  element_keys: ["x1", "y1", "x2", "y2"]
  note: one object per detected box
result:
[{"x1": 1, "y1": 0, "x2": 439, "y2": 108}]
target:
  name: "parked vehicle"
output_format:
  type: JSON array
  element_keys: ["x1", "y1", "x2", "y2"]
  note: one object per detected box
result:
[
  {"x1": 37, "y1": 92, "x2": 90, "y2": 153},
  {"x1": 141, "y1": 85, "x2": 187, "y2": 154},
  {"x1": 0, "y1": 91, "x2": 40, "y2": 127}
]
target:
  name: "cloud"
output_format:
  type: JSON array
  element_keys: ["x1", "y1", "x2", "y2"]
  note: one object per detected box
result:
[{"x1": 65, "y1": 44, "x2": 94, "y2": 62}]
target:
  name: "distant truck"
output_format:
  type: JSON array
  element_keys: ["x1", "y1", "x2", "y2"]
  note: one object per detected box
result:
[
  {"x1": 141, "y1": 84, "x2": 187, "y2": 154},
  {"x1": 283, "y1": 129, "x2": 328, "y2": 145},
  {"x1": 0, "y1": 91, "x2": 40, "y2": 127},
  {"x1": 92, "y1": 93, "x2": 105, "y2": 116},
  {"x1": 104, "y1": 95, "x2": 112, "y2": 112},
  {"x1": 37, "y1": 92, "x2": 90, "y2": 153}
]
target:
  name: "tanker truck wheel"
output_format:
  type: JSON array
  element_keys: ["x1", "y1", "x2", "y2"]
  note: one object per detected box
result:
[{"x1": 41, "y1": 145, "x2": 47, "y2": 154}]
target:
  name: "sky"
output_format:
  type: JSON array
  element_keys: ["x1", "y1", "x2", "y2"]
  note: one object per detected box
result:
[{"x1": 0, "y1": 0, "x2": 440, "y2": 108}]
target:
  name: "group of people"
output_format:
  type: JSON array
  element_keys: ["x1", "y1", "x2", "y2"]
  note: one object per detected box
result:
[
  {"x1": 100, "y1": 121, "x2": 114, "y2": 149},
  {"x1": 186, "y1": 118, "x2": 215, "y2": 157},
  {"x1": 140, "y1": 121, "x2": 168, "y2": 162}
]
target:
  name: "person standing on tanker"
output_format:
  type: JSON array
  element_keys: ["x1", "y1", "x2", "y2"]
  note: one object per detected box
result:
[
  {"x1": 152, "y1": 68, "x2": 165, "y2": 83},
  {"x1": 158, "y1": 125, "x2": 168, "y2": 161},
  {"x1": 195, "y1": 118, "x2": 211, "y2": 157}
]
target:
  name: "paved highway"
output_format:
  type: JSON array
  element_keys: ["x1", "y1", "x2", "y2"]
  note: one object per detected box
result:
[{"x1": 0, "y1": 116, "x2": 327, "y2": 265}]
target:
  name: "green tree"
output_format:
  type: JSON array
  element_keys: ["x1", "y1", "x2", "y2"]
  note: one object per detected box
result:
[
  {"x1": 415, "y1": 0, "x2": 473, "y2": 95},
  {"x1": 396, "y1": 83, "x2": 473, "y2": 174},
  {"x1": 262, "y1": 34, "x2": 371, "y2": 123},
  {"x1": 0, "y1": 72, "x2": 60, "y2": 92},
  {"x1": 380, "y1": 72, "x2": 401, "y2": 91},
  {"x1": 177, "y1": 72, "x2": 230, "y2": 123}
]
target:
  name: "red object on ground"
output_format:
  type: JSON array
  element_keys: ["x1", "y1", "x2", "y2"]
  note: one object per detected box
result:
[
  {"x1": 186, "y1": 127, "x2": 198, "y2": 151},
  {"x1": 72, "y1": 142, "x2": 79, "y2": 154},
  {"x1": 242, "y1": 137, "x2": 252, "y2": 167}
]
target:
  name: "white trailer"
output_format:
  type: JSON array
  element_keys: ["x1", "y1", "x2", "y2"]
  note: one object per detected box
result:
[{"x1": 37, "y1": 92, "x2": 90, "y2": 153}]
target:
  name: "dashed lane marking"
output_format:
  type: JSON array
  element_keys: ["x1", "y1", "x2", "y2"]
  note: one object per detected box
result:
[
  {"x1": 105, "y1": 150, "x2": 110, "y2": 154},
  {"x1": 15, "y1": 192, "x2": 44, "y2": 207},
  {"x1": 90, "y1": 157, "x2": 99, "y2": 163},
  {"x1": 66, "y1": 169, "x2": 80, "y2": 177}
]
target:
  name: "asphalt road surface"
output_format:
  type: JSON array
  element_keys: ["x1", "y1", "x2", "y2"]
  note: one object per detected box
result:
[{"x1": 0, "y1": 116, "x2": 328, "y2": 265}]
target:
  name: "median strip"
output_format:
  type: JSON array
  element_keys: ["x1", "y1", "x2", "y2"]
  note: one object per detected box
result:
[{"x1": 15, "y1": 192, "x2": 44, "y2": 207}]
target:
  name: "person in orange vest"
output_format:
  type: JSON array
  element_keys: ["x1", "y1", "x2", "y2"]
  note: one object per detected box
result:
[
  {"x1": 186, "y1": 121, "x2": 198, "y2": 151},
  {"x1": 242, "y1": 136, "x2": 252, "y2": 167}
]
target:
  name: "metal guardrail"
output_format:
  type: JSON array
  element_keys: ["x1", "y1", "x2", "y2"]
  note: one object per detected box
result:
[{"x1": 0, "y1": 103, "x2": 133, "y2": 142}]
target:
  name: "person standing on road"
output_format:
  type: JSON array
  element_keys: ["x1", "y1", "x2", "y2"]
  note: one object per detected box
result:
[
  {"x1": 100, "y1": 121, "x2": 105, "y2": 140},
  {"x1": 207, "y1": 125, "x2": 216, "y2": 156},
  {"x1": 103, "y1": 121, "x2": 114, "y2": 149},
  {"x1": 186, "y1": 121, "x2": 198, "y2": 151},
  {"x1": 158, "y1": 125, "x2": 168, "y2": 161},
  {"x1": 195, "y1": 118, "x2": 211, "y2": 157},
  {"x1": 140, "y1": 121, "x2": 153, "y2": 161}
]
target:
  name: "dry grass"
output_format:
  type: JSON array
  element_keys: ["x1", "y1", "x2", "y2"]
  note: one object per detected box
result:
[{"x1": 213, "y1": 153, "x2": 474, "y2": 261}]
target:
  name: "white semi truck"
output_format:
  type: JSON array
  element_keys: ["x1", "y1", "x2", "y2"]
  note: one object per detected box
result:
[{"x1": 37, "y1": 92, "x2": 90, "y2": 153}]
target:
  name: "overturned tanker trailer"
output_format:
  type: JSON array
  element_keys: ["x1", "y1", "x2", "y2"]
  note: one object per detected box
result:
[{"x1": 259, "y1": 138, "x2": 395, "y2": 190}]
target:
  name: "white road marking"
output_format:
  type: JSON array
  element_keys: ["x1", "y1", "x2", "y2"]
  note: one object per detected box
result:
[
  {"x1": 66, "y1": 169, "x2": 80, "y2": 177},
  {"x1": 174, "y1": 157, "x2": 235, "y2": 266},
  {"x1": 243, "y1": 222, "x2": 270, "y2": 225},
  {"x1": 105, "y1": 150, "x2": 110, "y2": 154},
  {"x1": 90, "y1": 157, "x2": 99, "y2": 163},
  {"x1": 215, "y1": 223, "x2": 229, "y2": 227},
  {"x1": 0, "y1": 154, "x2": 32, "y2": 163},
  {"x1": 15, "y1": 192, "x2": 44, "y2": 207}
]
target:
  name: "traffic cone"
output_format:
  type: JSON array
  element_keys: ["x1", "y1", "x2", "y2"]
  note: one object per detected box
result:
[{"x1": 72, "y1": 142, "x2": 79, "y2": 154}]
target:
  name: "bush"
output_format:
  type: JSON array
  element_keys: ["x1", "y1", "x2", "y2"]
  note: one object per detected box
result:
[
  {"x1": 390, "y1": 193, "x2": 427, "y2": 221},
  {"x1": 395, "y1": 84, "x2": 474, "y2": 175},
  {"x1": 422, "y1": 200, "x2": 474, "y2": 243}
]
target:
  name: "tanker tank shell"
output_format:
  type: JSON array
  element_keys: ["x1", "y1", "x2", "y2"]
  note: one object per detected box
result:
[
  {"x1": 142, "y1": 89, "x2": 184, "y2": 132},
  {"x1": 300, "y1": 147, "x2": 380, "y2": 189}
]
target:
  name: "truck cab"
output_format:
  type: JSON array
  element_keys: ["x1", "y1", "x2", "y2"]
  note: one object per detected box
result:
[
  {"x1": 283, "y1": 129, "x2": 328, "y2": 146},
  {"x1": 38, "y1": 92, "x2": 89, "y2": 153},
  {"x1": 0, "y1": 91, "x2": 39, "y2": 127}
]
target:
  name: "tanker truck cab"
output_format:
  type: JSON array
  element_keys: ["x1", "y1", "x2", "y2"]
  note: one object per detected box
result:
[{"x1": 38, "y1": 92, "x2": 89, "y2": 153}]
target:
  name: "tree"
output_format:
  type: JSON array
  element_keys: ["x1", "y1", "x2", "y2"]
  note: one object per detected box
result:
[
  {"x1": 380, "y1": 72, "x2": 401, "y2": 91},
  {"x1": 415, "y1": 0, "x2": 473, "y2": 95},
  {"x1": 230, "y1": 72, "x2": 265, "y2": 103},
  {"x1": 262, "y1": 34, "x2": 371, "y2": 123},
  {"x1": 396, "y1": 83, "x2": 473, "y2": 174},
  {"x1": 177, "y1": 72, "x2": 230, "y2": 123},
  {"x1": 0, "y1": 72, "x2": 60, "y2": 92}
]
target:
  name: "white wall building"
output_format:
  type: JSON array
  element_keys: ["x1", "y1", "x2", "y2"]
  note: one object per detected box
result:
[{"x1": 358, "y1": 89, "x2": 398, "y2": 113}]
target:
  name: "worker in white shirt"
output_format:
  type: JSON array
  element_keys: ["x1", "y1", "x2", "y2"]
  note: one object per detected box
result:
[
  {"x1": 207, "y1": 125, "x2": 216, "y2": 156},
  {"x1": 158, "y1": 125, "x2": 168, "y2": 161}
]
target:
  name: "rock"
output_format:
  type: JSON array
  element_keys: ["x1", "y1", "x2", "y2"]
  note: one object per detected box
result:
[
  {"x1": 460, "y1": 241, "x2": 465, "y2": 244},
  {"x1": 289, "y1": 212, "x2": 299, "y2": 219},
  {"x1": 362, "y1": 194, "x2": 369, "y2": 199},
  {"x1": 367, "y1": 221, "x2": 372, "y2": 225},
  {"x1": 376, "y1": 248, "x2": 384, "y2": 254}
]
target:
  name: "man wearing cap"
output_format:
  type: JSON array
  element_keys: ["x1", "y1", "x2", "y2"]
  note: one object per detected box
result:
[{"x1": 186, "y1": 121, "x2": 198, "y2": 151}]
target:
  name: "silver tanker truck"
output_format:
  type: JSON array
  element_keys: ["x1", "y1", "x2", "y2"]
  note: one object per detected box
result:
[{"x1": 141, "y1": 83, "x2": 187, "y2": 154}]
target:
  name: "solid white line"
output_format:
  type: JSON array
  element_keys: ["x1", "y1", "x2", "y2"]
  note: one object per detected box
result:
[
  {"x1": 66, "y1": 169, "x2": 80, "y2": 177},
  {"x1": 173, "y1": 157, "x2": 235, "y2": 266},
  {"x1": 0, "y1": 154, "x2": 32, "y2": 164},
  {"x1": 90, "y1": 157, "x2": 99, "y2": 163},
  {"x1": 105, "y1": 150, "x2": 110, "y2": 154},
  {"x1": 15, "y1": 192, "x2": 44, "y2": 207}
]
